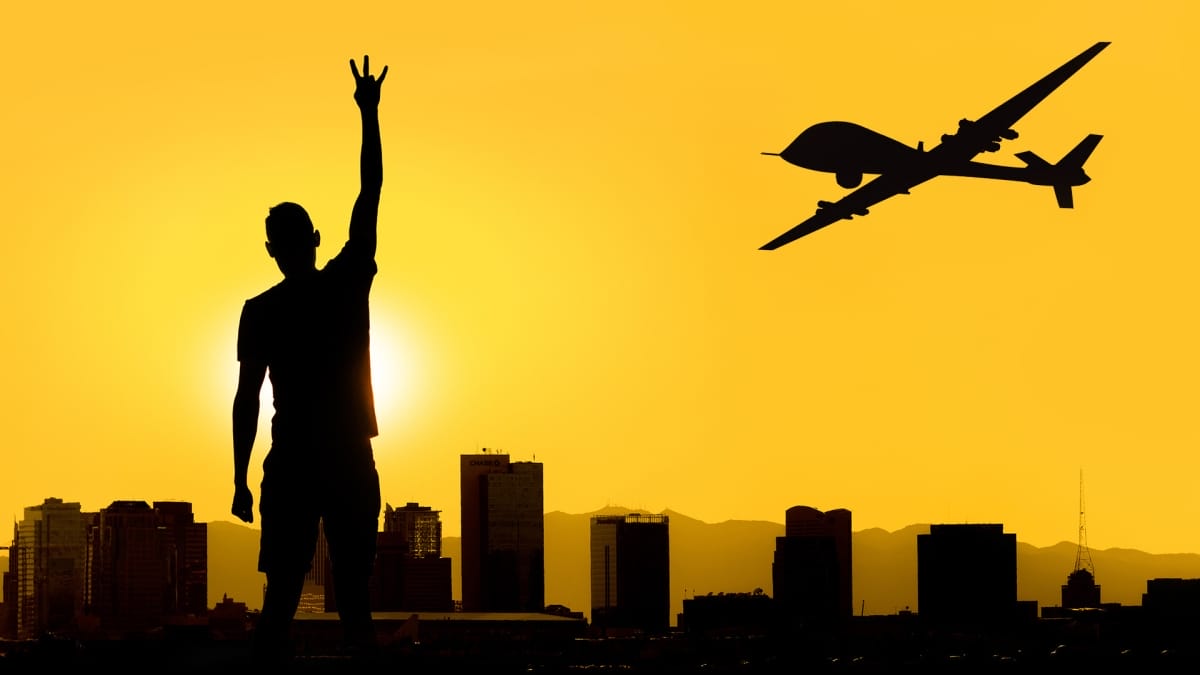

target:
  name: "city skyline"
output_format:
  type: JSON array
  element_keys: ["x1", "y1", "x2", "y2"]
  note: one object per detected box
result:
[
  {"x1": 6, "y1": 489, "x2": 1200, "y2": 618},
  {"x1": 7, "y1": 488, "x2": 1200, "y2": 666},
  {"x1": 4, "y1": 3, "x2": 1200, "y2": 556}
]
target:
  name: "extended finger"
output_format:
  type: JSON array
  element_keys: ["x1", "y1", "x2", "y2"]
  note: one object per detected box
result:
[
  {"x1": 350, "y1": 58, "x2": 361, "y2": 79},
  {"x1": 377, "y1": 64, "x2": 388, "y2": 84},
  {"x1": 362, "y1": 54, "x2": 370, "y2": 77}
]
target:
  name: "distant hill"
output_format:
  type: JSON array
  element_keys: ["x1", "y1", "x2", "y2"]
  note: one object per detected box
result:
[
  {"x1": 206, "y1": 521, "x2": 265, "y2": 609},
  {"x1": 5, "y1": 519, "x2": 1198, "y2": 619},
  {"x1": 206, "y1": 510, "x2": 1200, "y2": 622}
]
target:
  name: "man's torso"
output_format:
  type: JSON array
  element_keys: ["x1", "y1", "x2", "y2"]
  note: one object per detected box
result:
[{"x1": 238, "y1": 245, "x2": 379, "y2": 447}]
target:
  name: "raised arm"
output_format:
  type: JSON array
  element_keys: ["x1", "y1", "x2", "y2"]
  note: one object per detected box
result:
[{"x1": 348, "y1": 55, "x2": 387, "y2": 258}]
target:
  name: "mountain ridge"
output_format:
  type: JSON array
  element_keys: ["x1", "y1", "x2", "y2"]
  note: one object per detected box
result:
[
  {"x1": 9, "y1": 507, "x2": 1197, "y2": 623},
  {"x1": 201, "y1": 507, "x2": 1200, "y2": 623}
]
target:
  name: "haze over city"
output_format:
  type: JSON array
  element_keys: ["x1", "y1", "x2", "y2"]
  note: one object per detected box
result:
[{"x1": 3, "y1": 2, "x2": 1198, "y2": 555}]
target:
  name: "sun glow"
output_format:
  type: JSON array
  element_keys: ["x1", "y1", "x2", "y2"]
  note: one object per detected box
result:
[{"x1": 369, "y1": 314, "x2": 417, "y2": 429}]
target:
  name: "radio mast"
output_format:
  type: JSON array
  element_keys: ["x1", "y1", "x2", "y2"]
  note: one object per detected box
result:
[{"x1": 1074, "y1": 468, "x2": 1095, "y2": 575}]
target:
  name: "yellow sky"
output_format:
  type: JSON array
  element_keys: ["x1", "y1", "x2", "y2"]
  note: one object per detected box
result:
[{"x1": 2, "y1": 2, "x2": 1198, "y2": 554}]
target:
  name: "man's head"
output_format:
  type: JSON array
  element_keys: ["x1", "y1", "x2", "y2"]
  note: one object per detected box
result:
[{"x1": 264, "y1": 202, "x2": 320, "y2": 278}]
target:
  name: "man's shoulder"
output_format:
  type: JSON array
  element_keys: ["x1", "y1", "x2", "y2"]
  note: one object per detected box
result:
[
  {"x1": 242, "y1": 280, "x2": 288, "y2": 314},
  {"x1": 323, "y1": 240, "x2": 378, "y2": 277}
]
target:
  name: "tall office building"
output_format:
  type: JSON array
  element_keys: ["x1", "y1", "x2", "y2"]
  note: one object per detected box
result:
[
  {"x1": 383, "y1": 501, "x2": 443, "y2": 557},
  {"x1": 86, "y1": 501, "x2": 162, "y2": 632},
  {"x1": 460, "y1": 451, "x2": 544, "y2": 611},
  {"x1": 307, "y1": 519, "x2": 331, "y2": 589},
  {"x1": 371, "y1": 502, "x2": 452, "y2": 611},
  {"x1": 771, "y1": 506, "x2": 852, "y2": 624},
  {"x1": 86, "y1": 500, "x2": 208, "y2": 633},
  {"x1": 15, "y1": 498, "x2": 90, "y2": 639},
  {"x1": 1143, "y1": 578, "x2": 1200, "y2": 622},
  {"x1": 917, "y1": 523, "x2": 1017, "y2": 624},
  {"x1": 590, "y1": 513, "x2": 670, "y2": 633},
  {"x1": 153, "y1": 501, "x2": 208, "y2": 617},
  {"x1": 1, "y1": 533, "x2": 16, "y2": 638},
  {"x1": 305, "y1": 521, "x2": 330, "y2": 613}
]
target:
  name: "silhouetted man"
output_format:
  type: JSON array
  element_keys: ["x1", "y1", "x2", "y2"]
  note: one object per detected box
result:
[{"x1": 231, "y1": 55, "x2": 387, "y2": 662}]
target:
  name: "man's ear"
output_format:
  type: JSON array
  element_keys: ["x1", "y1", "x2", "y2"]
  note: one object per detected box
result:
[
  {"x1": 265, "y1": 241, "x2": 275, "y2": 258},
  {"x1": 313, "y1": 230, "x2": 321, "y2": 247}
]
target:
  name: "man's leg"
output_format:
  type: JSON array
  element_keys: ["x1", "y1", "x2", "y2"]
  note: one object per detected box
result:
[
  {"x1": 254, "y1": 569, "x2": 306, "y2": 661},
  {"x1": 330, "y1": 559, "x2": 374, "y2": 649},
  {"x1": 255, "y1": 461, "x2": 321, "y2": 662},
  {"x1": 324, "y1": 453, "x2": 381, "y2": 653}
]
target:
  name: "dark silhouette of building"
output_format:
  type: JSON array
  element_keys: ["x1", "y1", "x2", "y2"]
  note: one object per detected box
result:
[
  {"x1": 460, "y1": 451, "x2": 544, "y2": 612},
  {"x1": 209, "y1": 593, "x2": 250, "y2": 640},
  {"x1": 680, "y1": 589, "x2": 774, "y2": 637},
  {"x1": 2, "y1": 530, "x2": 17, "y2": 638},
  {"x1": 772, "y1": 506, "x2": 852, "y2": 625},
  {"x1": 84, "y1": 500, "x2": 208, "y2": 635},
  {"x1": 384, "y1": 501, "x2": 442, "y2": 556},
  {"x1": 15, "y1": 498, "x2": 90, "y2": 638},
  {"x1": 287, "y1": 610, "x2": 586, "y2": 663},
  {"x1": 305, "y1": 521, "x2": 330, "y2": 612},
  {"x1": 371, "y1": 502, "x2": 452, "y2": 611},
  {"x1": 1141, "y1": 577, "x2": 1200, "y2": 646},
  {"x1": 86, "y1": 501, "x2": 160, "y2": 633},
  {"x1": 1062, "y1": 568, "x2": 1101, "y2": 608},
  {"x1": 1143, "y1": 578, "x2": 1200, "y2": 620},
  {"x1": 917, "y1": 523, "x2": 1017, "y2": 625},
  {"x1": 153, "y1": 501, "x2": 208, "y2": 617},
  {"x1": 590, "y1": 513, "x2": 670, "y2": 633},
  {"x1": 1063, "y1": 469, "x2": 1100, "y2": 608}
]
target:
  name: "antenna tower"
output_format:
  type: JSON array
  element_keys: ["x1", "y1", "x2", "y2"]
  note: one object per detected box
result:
[{"x1": 1073, "y1": 469, "x2": 1095, "y2": 575}]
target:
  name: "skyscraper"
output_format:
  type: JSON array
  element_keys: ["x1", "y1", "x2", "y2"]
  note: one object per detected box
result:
[
  {"x1": 15, "y1": 498, "x2": 90, "y2": 639},
  {"x1": 306, "y1": 520, "x2": 330, "y2": 613},
  {"x1": 590, "y1": 513, "x2": 670, "y2": 633},
  {"x1": 86, "y1": 501, "x2": 162, "y2": 632},
  {"x1": 372, "y1": 502, "x2": 452, "y2": 611},
  {"x1": 917, "y1": 523, "x2": 1017, "y2": 625},
  {"x1": 153, "y1": 501, "x2": 208, "y2": 617},
  {"x1": 1, "y1": 535, "x2": 16, "y2": 638},
  {"x1": 460, "y1": 451, "x2": 544, "y2": 611},
  {"x1": 771, "y1": 506, "x2": 852, "y2": 625},
  {"x1": 383, "y1": 501, "x2": 443, "y2": 557},
  {"x1": 85, "y1": 500, "x2": 209, "y2": 633}
]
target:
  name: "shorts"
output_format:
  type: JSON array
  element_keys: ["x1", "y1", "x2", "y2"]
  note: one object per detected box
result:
[{"x1": 257, "y1": 438, "x2": 381, "y2": 579}]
